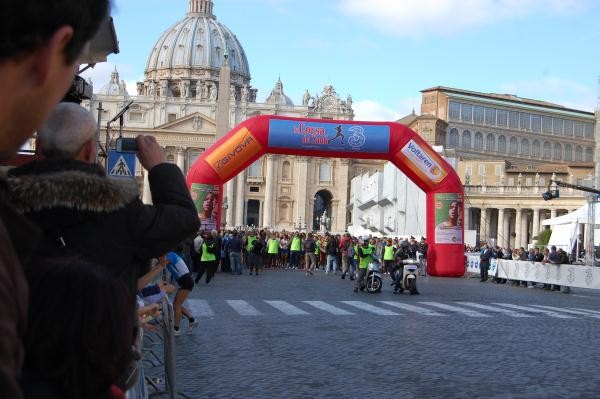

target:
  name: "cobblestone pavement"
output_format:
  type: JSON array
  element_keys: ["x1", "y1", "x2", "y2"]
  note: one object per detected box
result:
[{"x1": 155, "y1": 269, "x2": 600, "y2": 398}]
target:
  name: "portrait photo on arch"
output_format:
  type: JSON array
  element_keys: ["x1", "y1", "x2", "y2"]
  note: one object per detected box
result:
[
  {"x1": 191, "y1": 183, "x2": 220, "y2": 231},
  {"x1": 434, "y1": 193, "x2": 463, "y2": 244}
]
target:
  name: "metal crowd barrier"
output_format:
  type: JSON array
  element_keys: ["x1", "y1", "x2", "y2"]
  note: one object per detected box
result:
[{"x1": 128, "y1": 296, "x2": 183, "y2": 399}]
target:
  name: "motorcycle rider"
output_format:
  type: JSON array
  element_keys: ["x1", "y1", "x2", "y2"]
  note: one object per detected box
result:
[
  {"x1": 391, "y1": 240, "x2": 409, "y2": 293},
  {"x1": 353, "y1": 236, "x2": 374, "y2": 292},
  {"x1": 391, "y1": 239, "x2": 420, "y2": 295}
]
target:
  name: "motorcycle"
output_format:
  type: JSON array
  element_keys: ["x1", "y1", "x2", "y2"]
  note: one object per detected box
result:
[
  {"x1": 393, "y1": 259, "x2": 419, "y2": 295},
  {"x1": 364, "y1": 257, "x2": 383, "y2": 293}
]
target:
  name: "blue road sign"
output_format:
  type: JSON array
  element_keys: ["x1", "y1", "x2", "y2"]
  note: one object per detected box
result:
[{"x1": 107, "y1": 150, "x2": 136, "y2": 179}]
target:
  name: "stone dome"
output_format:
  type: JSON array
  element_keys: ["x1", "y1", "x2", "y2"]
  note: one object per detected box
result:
[
  {"x1": 145, "y1": 0, "x2": 250, "y2": 83},
  {"x1": 98, "y1": 66, "x2": 129, "y2": 97},
  {"x1": 265, "y1": 78, "x2": 294, "y2": 106}
]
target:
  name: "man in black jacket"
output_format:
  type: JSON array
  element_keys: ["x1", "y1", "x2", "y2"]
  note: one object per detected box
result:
[
  {"x1": 479, "y1": 244, "x2": 493, "y2": 282},
  {"x1": 8, "y1": 103, "x2": 200, "y2": 296}
]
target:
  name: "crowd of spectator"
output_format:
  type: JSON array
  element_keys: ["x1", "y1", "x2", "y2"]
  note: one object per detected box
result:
[
  {"x1": 182, "y1": 228, "x2": 428, "y2": 280},
  {"x1": 473, "y1": 242, "x2": 572, "y2": 293}
]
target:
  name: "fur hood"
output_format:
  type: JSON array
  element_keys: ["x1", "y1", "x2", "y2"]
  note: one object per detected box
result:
[{"x1": 8, "y1": 169, "x2": 139, "y2": 214}]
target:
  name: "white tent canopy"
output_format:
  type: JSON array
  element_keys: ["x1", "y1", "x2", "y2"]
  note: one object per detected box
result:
[
  {"x1": 542, "y1": 203, "x2": 600, "y2": 226},
  {"x1": 542, "y1": 203, "x2": 600, "y2": 252}
]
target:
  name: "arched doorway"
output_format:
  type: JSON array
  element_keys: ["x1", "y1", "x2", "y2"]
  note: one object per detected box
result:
[
  {"x1": 313, "y1": 190, "x2": 332, "y2": 231},
  {"x1": 246, "y1": 199, "x2": 260, "y2": 227}
]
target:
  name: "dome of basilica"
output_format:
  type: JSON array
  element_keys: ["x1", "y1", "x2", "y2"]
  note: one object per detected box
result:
[
  {"x1": 145, "y1": 0, "x2": 250, "y2": 84},
  {"x1": 98, "y1": 66, "x2": 129, "y2": 97}
]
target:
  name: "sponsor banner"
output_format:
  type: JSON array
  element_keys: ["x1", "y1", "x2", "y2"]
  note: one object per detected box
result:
[
  {"x1": 191, "y1": 183, "x2": 220, "y2": 232},
  {"x1": 466, "y1": 255, "x2": 497, "y2": 276},
  {"x1": 268, "y1": 120, "x2": 390, "y2": 153},
  {"x1": 466, "y1": 257, "x2": 600, "y2": 289},
  {"x1": 435, "y1": 193, "x2": 463, "y2": 244},
  {"x1": 206, "y1": 127, "x2": 262, "y2": 179},
  {"x1": 399, "y1": 139, "x2": 447, "y2": 184}
]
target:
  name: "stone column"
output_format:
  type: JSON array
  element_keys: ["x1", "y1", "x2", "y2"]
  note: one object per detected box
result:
[
  {"x1": 479, "y1": 207, "x2": 487, "y2": 244},
  {"x1": 485, "y1": 208, "x2": 492, "y2": 241},
  {"x1": 532, "y1": 207, "x2": 540, "y2": 243},
  {"x1": 225, "y1": 180, "x2": 234, "y2": 228},
  {"x1": 464, "y1": 205, "x2": 471, "y2": 230},
  {"x1": 234, "y1": 170, "x2": 245, "y2": 227},
  {"x1": 295, "y1": 157, "x2": 308, "y2": 228},
  {"x1": 550, "y1": 209, "x2": 557, "y2": 219},
  {"x1": 515, "y1": 208, "x2": 522, "y2": 249},
  {"x1": 142, "y1": 169, "x2": 152, "y2": 205},
  {"x1": 336, "y1": 159, "x2": 350, "y2": 231},
  {"x1": 176, "y1": 147, "x2": 186, "y2": 173},
  {"x1": 503, "y1": 210, "x2": 510, "y2": 248},
  {"x1": 520, "y1": 210, "x2": 529, "y2": 248},
  {"x1": 497, "y1": 208, "x2": 505, "y2": 248},
  {"x1": 263, "y1": 154, "x2": 276, "y2": 228}
]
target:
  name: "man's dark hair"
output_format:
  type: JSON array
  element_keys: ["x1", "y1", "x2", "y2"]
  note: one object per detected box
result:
[{"x1": 0, "y1": 0, "x2": 110, "y2": 63}]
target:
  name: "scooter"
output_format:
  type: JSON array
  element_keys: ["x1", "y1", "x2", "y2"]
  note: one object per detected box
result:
[
  {"x1": 393, "y1": 259, "x2": 419, "y2": 295},
  {"x1": 364, "y1": 257, "x2": 383, "y2": 293}
]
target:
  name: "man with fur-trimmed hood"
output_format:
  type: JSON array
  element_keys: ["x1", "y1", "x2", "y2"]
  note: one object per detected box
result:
[{"x1": 7, "y1": 103, "x2": 200, "y2": 295}]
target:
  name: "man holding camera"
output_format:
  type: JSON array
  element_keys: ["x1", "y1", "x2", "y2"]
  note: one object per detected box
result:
[{"x1": 8, "y1": 103, "x2": 200, "y2": 296}]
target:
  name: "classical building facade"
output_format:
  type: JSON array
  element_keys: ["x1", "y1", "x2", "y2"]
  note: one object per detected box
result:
[
  {"x1": 85, "y1": 0, "x2": 383, "y2": 232},
  {"x1": 413, "y1": 86, "x2": 596, "y2": 248}
]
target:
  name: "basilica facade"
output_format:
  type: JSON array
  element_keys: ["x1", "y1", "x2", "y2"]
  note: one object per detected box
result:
[{"x1": 85, "y1": 0, "x2": 382, "y2": 232}]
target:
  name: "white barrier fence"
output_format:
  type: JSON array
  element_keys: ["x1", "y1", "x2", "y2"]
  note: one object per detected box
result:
[{"x1": 465, "y1": 254, "x2": 600, "y2": 289}]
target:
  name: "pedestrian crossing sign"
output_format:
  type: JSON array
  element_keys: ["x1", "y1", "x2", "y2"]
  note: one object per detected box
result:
[{"x1": 107, "y1": 150, "x2": 136, "y2": 178}]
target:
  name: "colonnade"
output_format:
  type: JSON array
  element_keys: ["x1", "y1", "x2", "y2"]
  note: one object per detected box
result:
[{"x1": 465, "y1": 206, "x2": 575, "y2": 249}]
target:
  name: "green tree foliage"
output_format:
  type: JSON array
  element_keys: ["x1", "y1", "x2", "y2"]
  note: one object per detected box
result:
[{"x1": 537, "y1": 228, "x2": 552, "y2": 246}]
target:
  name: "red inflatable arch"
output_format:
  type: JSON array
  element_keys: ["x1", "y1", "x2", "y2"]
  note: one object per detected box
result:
[{"x1": 187, "y1": 115, "x2": 465, "y2": 277}]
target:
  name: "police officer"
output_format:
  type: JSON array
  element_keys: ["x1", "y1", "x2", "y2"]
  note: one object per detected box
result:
[{"x1": 354, "y1": 236, "x2": 374, "y2": 292}]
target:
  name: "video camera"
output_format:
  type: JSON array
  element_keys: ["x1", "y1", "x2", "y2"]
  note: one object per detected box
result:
[{"x1": 63, "y1": 17, "x2": 119, "y2": 103}]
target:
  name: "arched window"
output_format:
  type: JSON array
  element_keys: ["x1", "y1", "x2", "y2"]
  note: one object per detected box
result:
[
  {"x1": 497, "y1": 135, "x2": 506, "y2": 153},
  {"x1": 543, "y1": 142, "x2": 551, "y2": 159},
  {"x1": 282, "y1": 161, "x2": 291, "y2": 179},
  {"x1": 167, "y1": 154, "x2": 175, "y2": 163},
  {"x1": 248, "y1": 159, "x2": 261, "y2": 177},
  {"x1": 554, "y1": 143, "x2": 562, "y2": 160},
  {"x1": 575, "y1": 146, "x2": 583, "y2": 162},
  {"x1": 462, "y1": 130, "x2": 471, "y2": 148},
  {"x1": 485, "y1": 133, "x2": 495, "y2": 151},
  {"x1": 564, "y1": 144, "x2": 572, "y2": 161},
  {"x1": 509, "y1": 137, "x2": 518, "y2": 153},
  {"x1": 586, "y1": 147, "x2": 593, "y2": 162},
  {"x1": 449, "y1": 128, "x2": 459, "y2": 147},
  {"x1": 319, "y1": 162, "x2": 331, "y2": 182},
  {"x1": 520, "y1": 138, "x2": 529, "y2": 156},
  {"x1": 532, "y1": 140, "x2": 540, "y2": 158},
  {"x1": 474, "y1": 132, "x2": 483, "y2": 150}
]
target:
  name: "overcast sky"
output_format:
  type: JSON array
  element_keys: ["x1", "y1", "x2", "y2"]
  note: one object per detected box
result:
[{"x1": 83, "y1": 0, "x2": 600, "y2": 121}]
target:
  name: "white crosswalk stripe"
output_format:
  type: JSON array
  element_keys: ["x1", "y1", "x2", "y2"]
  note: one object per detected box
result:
[
  {"x1": 456, "y1": 302, "x2": 533, "y2": 318},
  {"x1": 186, "y1": 299, "x2": 214, "y2": 317},
  {"x1": 264, "y1": 300, "x2": 310, "y2": 315},
  {"x1": 185, "y1": 299, "x2": 597, "y2": 320},
  {"x1": 570, "y1": 307, "x2": 600, "y2": 315},
  {"x1": 226, "y1": 300, "x2": 263, "y2": 316},
  {"x1": 491, "y1": 303, "x2": 575, "y2": 319},
  {"x1": 340, "y1": 301, "x2": 400, "y2": 315},
  {"x1": 419, "y1": 302, "x2": 491, "y2": 317},
  {"x1": 302, "y1": 301, "x2": 355, "y2": 315},
  {"x1": 379, "y1": 301, "x2": 445, "y2": 316},
  {"x1": 531, "y1": 305, "x2": 600, "y2": 319}
]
